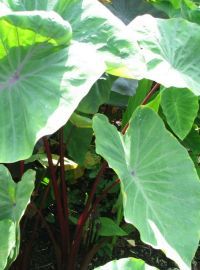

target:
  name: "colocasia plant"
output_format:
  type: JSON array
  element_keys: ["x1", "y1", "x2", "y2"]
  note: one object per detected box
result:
[{"x1": 1, "y1": 0, "x2": 200, "y2": 270}]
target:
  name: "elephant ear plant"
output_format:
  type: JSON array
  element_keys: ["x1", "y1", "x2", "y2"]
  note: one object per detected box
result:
[
  {"x1": 0, "y1": 166, "x2": 35, "y2": 270},
  {"x1": 0, "y1": 0, "x2": 143, "y2": 269},
  {"x1": 1, "y1": 0, "x2": 200, "y2": 270}
]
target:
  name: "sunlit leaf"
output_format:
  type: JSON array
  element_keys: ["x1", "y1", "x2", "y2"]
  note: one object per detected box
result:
[
  {"x1": 4, "y1": 0, "x2": 144, "y2": 78},
  {"x1": 0, "y1": 11, "x2": 105, "y2": 162},
  {"x1": 0, "y1": 1, "x2": 145, "y2": 162},
  {"x1": 128, "y1": 15, "x2": 200, "y2": 95},
  {"x1": 93, "y1": 107, "x2": 200, "y2": 269}
]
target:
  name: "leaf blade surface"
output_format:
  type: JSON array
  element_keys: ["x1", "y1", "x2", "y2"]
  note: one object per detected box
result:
[
  {"x1": 93, "y1": 107, "x2": 200, "y2": 269},
  {"x1": 128, "y1": 15, "x2": 200, "y2": 94}
]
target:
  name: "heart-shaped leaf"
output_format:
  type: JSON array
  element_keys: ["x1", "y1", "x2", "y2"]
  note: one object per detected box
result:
[
  {"x1": 128, "y1": 15, "x2": 200, "y2": 95},
  {"x1": 0, "y1": 11, "x2": 106, "y2": 162},
  {"x1": 93, "y1": 107, "x2": 200, "y2": 269},
  {"x1": 56, "y1": 0, "x2": 143, "y2": 77},
  {"x1": 0, "y1": 1, "x2": 144, "y2": 162},
  {"x1": 161, "y1": 88, "x2": 199, "y2": 139},
  {"x1": 0, "y1": 165, "x2": 35, "y2": 269},
  {"x1": 0, "y1": 166, "x2": 35, "y2": 222}
]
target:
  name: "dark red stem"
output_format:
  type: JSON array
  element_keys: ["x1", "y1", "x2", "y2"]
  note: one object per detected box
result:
[
  {"x1": 122, "y1": 83, "x2": 160, "y2": 134},
  {"x1": 43, "y1": 137, "x2": 67, "y2": 265},
  {"x1": 69, "y1": 178, "x2": 120, "y2": 270},
  {"x1": 75, "y1": 161, "x2": 107, "y2": 237},
  {"x1": 19, "y1": 160, "x2": 24, "y2": 178},
  {"x1": 59, "y1": 127, "x2": 70, "y2": 254},
  {"x1": 68, "y1": 161, "x2": 107, "y2": 270},
  {"x1": 80, "y1": 239, "x2": 107, "y2": 270},
  {"x1": 141, "y1": 83, "x2": 160, "y2": 105}
]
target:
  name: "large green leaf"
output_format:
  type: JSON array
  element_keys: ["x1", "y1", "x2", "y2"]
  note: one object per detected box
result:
[
  {"x1": 0, "y1": 10, "x2": 72, "y2": 46},
  {"x1": 161, "y1": 87, "x2": 199, "y2": 139},
  {"x1": 4, "y1": 0, "x2": 144, "y2": 78},
  {"x1": 0, "y1": 0, "x2": 58, "y2": 10},
  {"x1": 0, "y1": 165, "x2": 35, "y2": 269},
  {"x1": 93, "y1": 107, "x2": 200, "y2": 270},
  {"x1": 0, "y1": 220, "x2": 16, "y2": 270},
  {"x1": 52, "y1": 0, "x2": 145, "y2": 78},
  {"x1": 128, "y1": 15, "x2": 200, "y2": 95},
  {"x1": 0, "y1": 11, "x2": 106, "y2": 162},
  {"x1": 0, "y1": 1, "x2": 145, "y2": 162},
  {"x1": 93, "y1": 257, "x2": 157, "y2": 270}
]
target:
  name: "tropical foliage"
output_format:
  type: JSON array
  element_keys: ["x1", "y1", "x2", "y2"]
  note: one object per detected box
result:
[{"x1": 0, "y1": 0, "x2": 200, "y2": 270}]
